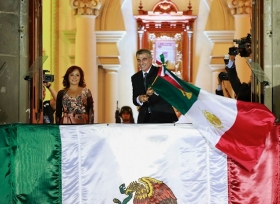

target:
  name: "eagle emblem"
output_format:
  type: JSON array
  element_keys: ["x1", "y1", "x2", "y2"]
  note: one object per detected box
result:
[
  {"x1": 202, "y1": 110, "x2": 224, "y2": 129},
  {"x1": 113, "y1": 177, "x2": 177, "y2": 204}
]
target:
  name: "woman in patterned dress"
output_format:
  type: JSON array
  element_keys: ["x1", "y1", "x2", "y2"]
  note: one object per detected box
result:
[{"x1": 56, "y1": 66, "x2": 94, "y2": 124}]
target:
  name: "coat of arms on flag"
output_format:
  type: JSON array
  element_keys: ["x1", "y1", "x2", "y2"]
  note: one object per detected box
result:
[
  {"x1": 113, "y1": 177, "x2": 177, "y2": 203},
  {"x1": 151, "y1": 54, "x2": 275, "y2": 171}
]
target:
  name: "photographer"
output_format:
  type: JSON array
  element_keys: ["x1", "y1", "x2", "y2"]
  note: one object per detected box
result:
[{"x1": 216, "y1": 55, "x2": 251, "y2": 102}]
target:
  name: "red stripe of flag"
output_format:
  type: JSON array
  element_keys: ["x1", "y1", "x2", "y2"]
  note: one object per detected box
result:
[
  {"x1": 215, "y1": 100, "x2": 275, "y2": 170},
  {"x1": 156, "y1": 63, "x2": 184, "y2": 90}
]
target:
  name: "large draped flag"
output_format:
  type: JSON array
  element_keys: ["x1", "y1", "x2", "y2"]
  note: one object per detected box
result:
[
  {"x1": 0, "y1": 124, "x2": 228, "y2": 204},
  {"x1": 151, "y1": 54, "x2": 275, "y2": 171},
  {"x1": 1, "y1": 124, "x2": 279, "y2": 204}
]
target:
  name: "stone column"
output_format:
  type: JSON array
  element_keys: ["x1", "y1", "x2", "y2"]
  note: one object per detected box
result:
[
  {"x1": 103, "y1": 65, "x2": 120, "y2": 123},
  {"x1": 70, "y1": 0, "x2": 102, "y2": 123},
  {"x1": 138, "y1": 30, "x2": 144, "y2": 49},
  {"x1": 186, "y1": 30, "x2": 193, "y2": 82},
  {"x1": 227, "y1": 0, "x2": 252, "y2": 84},
  {"x1": 204, "y1": 30, "x2": 235, "y2": 94},
  {"x1": 210, "y1": 66, "x2": 226, "y2": 93}
]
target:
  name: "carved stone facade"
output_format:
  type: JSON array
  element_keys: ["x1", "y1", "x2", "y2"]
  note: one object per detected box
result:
[
  {"x1": 70, "y1": 0, "x2": 102, "y2": 15},
  {"x1": 227, "y1": 0, "x2": 252, "y2": 15}
]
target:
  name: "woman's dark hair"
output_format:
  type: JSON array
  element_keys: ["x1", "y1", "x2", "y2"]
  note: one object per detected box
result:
[{"x1": 62, "y1": 65, "x2": 86, "y2": 88}]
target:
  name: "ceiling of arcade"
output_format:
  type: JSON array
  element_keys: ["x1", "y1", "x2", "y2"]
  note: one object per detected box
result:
[{"x1": 96, "y1": 0, "x2": 125, "y2": 30}]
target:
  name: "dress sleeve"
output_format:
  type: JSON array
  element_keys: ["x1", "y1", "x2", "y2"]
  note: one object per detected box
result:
[
  {"x1": 55, "y1": 90, "x2": 64, "y2": 124},
  {"x1": 87, "y1": 88, "x2": 94, "y2": 124}
]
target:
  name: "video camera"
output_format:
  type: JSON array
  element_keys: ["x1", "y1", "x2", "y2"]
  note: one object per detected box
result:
[
  {"x1": 218, "y1": 55, "x2": 230, "y2": 81},
  {"x1": 43, "y1": 70, "x2": 54, "y2": 83},
  {"x1": 218, "y1": 72, "x2": 229, "y2": 81},
  {"x1": 228, "y1": 33, "x2": 252, "y2": 57}
]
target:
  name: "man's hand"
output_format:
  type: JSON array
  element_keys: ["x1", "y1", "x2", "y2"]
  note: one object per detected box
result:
[
  {"x1": 146, "y1": 87, "x2": 154, "y2": 96},
  {"x1": 43, "y1": 82, "x2": 51, "y2": 88},
  {"x1": 139, "y1": 94, "x2": 149, "y2": 103},
  {"x1": 229, "y1": 55, "x2": 235, "y2": 61}
]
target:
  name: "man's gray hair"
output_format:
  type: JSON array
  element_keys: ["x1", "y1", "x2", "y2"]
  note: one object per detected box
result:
[{"x1": 136, "y1": 49, "x2": 152, "y2": 58}]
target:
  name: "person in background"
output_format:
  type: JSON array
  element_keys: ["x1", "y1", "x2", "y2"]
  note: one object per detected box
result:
[
  {"x1": 216, "y1": 55, "x2": 251, "y2": 102},
  {"x1": 56, "y1": 65, "x2": 94, "y2": 124},
  {"x1": 131, "y1": 49, "x2": 178, "y2": 123},
  {"x1": 118, "y1": 106, "x2": 135, "y2": 124},
  {"x1": 43, "y1": 82, "x2": 57, "y2": 124}
]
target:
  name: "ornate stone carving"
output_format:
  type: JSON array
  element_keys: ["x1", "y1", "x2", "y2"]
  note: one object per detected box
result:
[
  {"x1": 152, "y1": 0, "x2": 178, "y2": 14},
  {"x1": 227, "y1": 0, "x2": 252, "y2": 15},
  {"x1": 148, "y1": 33, "x2": 183, "y2": 78},
  {"x1": 70, "y1": 0, "x2": 102, "y2": 16}
]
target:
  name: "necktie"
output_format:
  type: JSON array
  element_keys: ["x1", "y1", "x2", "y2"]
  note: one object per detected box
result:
[
  {"x1": 143, "y1": 72, "x2": 151, "y2": 113},
  {"x1": 143, "y1": 72, "x2": 147, "y2": 90}
]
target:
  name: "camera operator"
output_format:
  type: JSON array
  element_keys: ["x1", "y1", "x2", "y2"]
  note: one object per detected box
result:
[
  {"x1": 216, "y1": 55, "x2": 251, "y2": 102},
  {"x1": 43, "y1": 82, "x2": 57, "y2": 124}
]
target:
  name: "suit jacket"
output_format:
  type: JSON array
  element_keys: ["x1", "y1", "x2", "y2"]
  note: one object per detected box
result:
[
  {"x1": 131, "y1": 66, "x2": 178, "y2": 123},
  {"x1": 226, "y1": 64, "x2": 251, "y2": 102},
  {"x1": 216, "y1": 64, "x2": 251, "y2": 102}
]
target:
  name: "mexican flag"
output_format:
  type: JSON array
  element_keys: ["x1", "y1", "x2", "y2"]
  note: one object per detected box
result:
[
  {"x1": 151, "y1": 54, "x2": 275, "y2": 171},
  {"x1": 0, "y1": 124, "x2": 278, "y2": 204}
]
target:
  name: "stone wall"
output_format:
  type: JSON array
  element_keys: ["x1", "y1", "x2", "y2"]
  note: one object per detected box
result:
[{"x1": 0, "y1": 1, "x2": 29, "y2": 124}]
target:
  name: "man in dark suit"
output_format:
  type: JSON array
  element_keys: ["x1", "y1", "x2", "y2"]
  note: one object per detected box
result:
[{"x1": 131, "y1": 49, "x2": 178, "y2": 123}]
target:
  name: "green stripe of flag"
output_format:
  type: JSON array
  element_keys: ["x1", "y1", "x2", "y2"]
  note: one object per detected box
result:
[
  {"x1": 152, "y1": 75, "x2": 200, "y2": 114},
  {"x1": 0, "y1": 124, "x2": 62, "y2": 204}
]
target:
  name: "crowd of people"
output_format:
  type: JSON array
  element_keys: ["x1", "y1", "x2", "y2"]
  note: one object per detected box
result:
[{"x1": 44, "y1": 49, "x2": 248, "y2": 124}]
